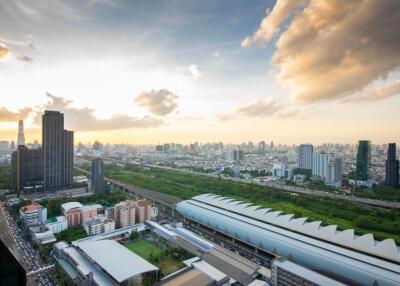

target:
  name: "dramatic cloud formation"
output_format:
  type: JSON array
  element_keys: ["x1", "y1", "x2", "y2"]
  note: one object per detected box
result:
[
  {"x1": 242, "y1": 0, "x2": 400, "y2": 103},
  {"x1": 241, "y1": 0, "x2": 303, "y2": 48},
  {"x1": 0, "y1": 43, "x2": 10, "y2": 59},
  {"x1": 135, "y1": 89, "x2": 178, "y2": 116},
  {"x1": 33, "y1": 93, "x2": 162, "y2": 131},
  {"x1": 342, "y1": 80, "x2": 400, "y2": 103},
  {"x1": 218, "y1": 98, "x2": 299, "y2": 121},
  {"x1": 187, "y1": 65, "x2": 202, "y2": 80},
  {"x1": 0, "y1": 107, "x2": 32, "y2": 121}
]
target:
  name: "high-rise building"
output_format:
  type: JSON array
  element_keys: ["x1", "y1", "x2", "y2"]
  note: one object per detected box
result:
[
  {"x1": 10, "y1": 140, "x2": 15, "y2": 151},
  {"x1": 298, "y1": 144, "x2": 313, "y2": 170},
  {"x1": 11, "y1": 146, "x2": 43, "y2": 193},
  {"x1": 42, "y1": 111, "x2": 74, "y2": 191},
  {"x1": 327, "y1": 158, "x2": 343, "y2": 188},
  {"x1": 356, "y1": 140, "x2": 371, "y2": 181},
  {"x1": 258, "y1": 141, "x2": 266, "y2": 154},
  {"x1": 91, "y1": 158, "x2": 105, "y2": 194},
  {"x1": 385, "y1": 143, "x2": 399, "y2": 188},
  {"x1": 312, "y1": 152, "x2": 331, "y2": 179},
  {"x1": 17, "y1": 120, "x2": 25, "y2": 146}
]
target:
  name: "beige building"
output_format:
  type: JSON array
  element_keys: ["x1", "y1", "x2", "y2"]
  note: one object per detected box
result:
[
  {"x1": 114, "y1": 200, "x2": 136, "y2": 228},
  {"x1": 135, "y1": 199, "x2": 152, "y2": 223}
]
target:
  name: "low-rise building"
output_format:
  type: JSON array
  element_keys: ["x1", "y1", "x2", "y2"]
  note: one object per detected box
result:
[
  {"x1": 19, "y1": 203, "x2": 47, "y2": 226},
  {"x1": 61, "y1": 202, "x2": 83, "y2": 227},
  {"x1": 80, "y1": 205, "x2": 97, "y2": 222},
  {"x1": 83, "y1": 215, "x2": 116, "y2": 236},
  {"x1": 46, "y1": 216, "x2": 68, "y2": 234}
]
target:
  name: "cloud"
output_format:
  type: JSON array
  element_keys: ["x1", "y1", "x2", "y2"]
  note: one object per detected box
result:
[
  {"x1": 33, "y1": 93, "x2": 163, "y2": 131},
  {"x1": 342, "y1": 80, "x2": 400, "y2": 103},
  {"x1": 187, "y1": 64, "x2": 202, "y2": 80},
  {"x1": 241, "y1": 0, "x2": 303, "y2": 48},
  {"x1": 242, "y1": 0, "x2": 400, "y2": 103},
  {"x1": 0, "y1": 107, "x2": 32, "y2": 121},
  {"x1": 218, "y1": 98, "x2": 300, "y2": 121},
  {"x1": 0, "y1": 43, "x2": 10, "y2": 59},
  {"x1": 135, "y1": 89, "x2": 178, "y2": 116}
]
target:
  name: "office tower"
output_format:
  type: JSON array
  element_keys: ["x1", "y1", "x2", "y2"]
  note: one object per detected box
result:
[
  {"x1": 11, "y1": 146, "x2": 43, "y2": 193},
  {"x1": 17, "y1": 120, "x2": 25, "y2": 146},
  {"x1": 312, "y1": 152, "x2": 331, "y2": 179},
  {"x1": 113, "y1": 200, "x2": 136, "y2": 228},
  {"x1": 270, "y1": 141, "x2": 274, "y2": 150},
  {"x1": 356, "y1": 140, "x2": 371, "y2": 181},
  {"x1": 298, "y1": 144, "x2": 313, "y2": 170},
  {"x1": 385, "y1": 143, "x2": 399, "y2": 187},
  {"x1": 91, "y1": 158, "x2": 105, "y2": 194},
  {"x1": 42, "y1": 110, "x2": 74, "y2": 191}
]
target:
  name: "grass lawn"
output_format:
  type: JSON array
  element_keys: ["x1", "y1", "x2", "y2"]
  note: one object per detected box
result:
[
  {"x1": 126, "y1": 240, "x2": 163, "y2": 261},
  {"x1": 156, "y1": 256, "x2": 184, "y2": 276}
]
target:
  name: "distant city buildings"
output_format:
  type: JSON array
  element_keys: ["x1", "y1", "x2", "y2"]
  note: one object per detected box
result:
[
  {"x1": 356, "y1": 140, "x2": 371, "y2": 181},
  {"x1": 298, "y1": 144, "x2": 313, "y2": 170},
  {"x1": 385, "y1": 143, "x2": 399, "y2": 188},
  {"x1": 42, "y1": 110, "x2": 74, "y2": 191}
]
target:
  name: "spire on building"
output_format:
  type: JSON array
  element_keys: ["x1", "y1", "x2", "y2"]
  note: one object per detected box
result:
[{"x1": 17, "y1": 120, "x2": 25, "y2": 146}]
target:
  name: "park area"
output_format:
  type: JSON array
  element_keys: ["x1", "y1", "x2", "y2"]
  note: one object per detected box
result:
[{"x1": 125, "y1": 239, "x2": 188, "y2": 277}]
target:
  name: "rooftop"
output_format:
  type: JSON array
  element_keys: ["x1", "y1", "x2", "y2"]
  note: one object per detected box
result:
[
  {"x1": 61, "y1": 202, "x2": 83, "y2": 212},
  {"x1": 20, "y1": 203, "x2": 41, "y2": 213},
  {"x1": 76, "y1": 239, "x2": 158, "y2": 282}
]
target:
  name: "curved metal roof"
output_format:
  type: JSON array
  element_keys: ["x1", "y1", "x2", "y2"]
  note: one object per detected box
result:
[{"x1": 191, "y1": 194, "x2": 400, "y2": 262}]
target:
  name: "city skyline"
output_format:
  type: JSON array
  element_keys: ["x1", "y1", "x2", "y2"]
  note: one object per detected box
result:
[{"x1": 1, "y1": 1, "x2": 400, "y2": 144}]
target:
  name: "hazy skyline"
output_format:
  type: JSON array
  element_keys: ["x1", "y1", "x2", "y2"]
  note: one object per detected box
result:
[{"x1": 1, "y1": 0, "x2": 400, "y2": 144}]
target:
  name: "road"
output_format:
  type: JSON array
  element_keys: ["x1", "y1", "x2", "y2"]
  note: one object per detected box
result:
[{"x1": 0, "y1": 202, "x2": 59, "y2": 286}]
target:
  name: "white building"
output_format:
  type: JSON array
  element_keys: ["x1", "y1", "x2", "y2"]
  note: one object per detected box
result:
[
  {"x1": 19, "y1": 203, "x2": 47, "y2": 226},
  {"x1": 46, "y1": 216, "x2": 68, "y2": 234},
  {"x1": 298, "y1": 144, "x2": 313, "y2": 170},
  {"x1": 83, "y1": 215, "x2": 115, "y2": 236},
  {"x1": 326, "y1": 158, "x2": 343, "y2": 188},
  {"x1": 272, "y1": 163, "x2": 294, "y2": 180},
  {"x1": 312, "y1": 153, "x2": 331, "y2": 179},
  {"x1": 151, "y1": 207, "x2": 158, "y2": 218}
]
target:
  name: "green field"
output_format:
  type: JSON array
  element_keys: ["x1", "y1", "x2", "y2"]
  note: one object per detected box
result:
[
  {"x1": 83, "y1": 163, "x2": 400, "y2": 244},
  {"x1": 126, "y1": 240, "x2": 185, "y2": 276},
  {"x1": 126, "y1": 240, "x2": 163, "y2": 260}
]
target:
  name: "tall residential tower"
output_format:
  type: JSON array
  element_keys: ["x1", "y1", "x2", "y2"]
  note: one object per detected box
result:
[
  {"x1": 17, "y1": 120, "x2": 25, "y2": 146},
  {"x1": 42, "y1": 111, "x2": 74, "y2": 191}
]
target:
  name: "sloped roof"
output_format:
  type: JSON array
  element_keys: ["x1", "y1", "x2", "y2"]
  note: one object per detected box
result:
[
  {"x1": 61, "y1": 202, "x2": 83, "y2": 212},
  {"x1": 76, "y1": 240, "x2": 158, "y2": 282},
  {"x1": 191, "y1": 194, "x2": 400, "y2": 262}
]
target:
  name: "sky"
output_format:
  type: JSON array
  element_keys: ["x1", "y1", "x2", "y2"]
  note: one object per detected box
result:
[{"x1": 0, "y1": 0, "x2": 400, "y2": 145}]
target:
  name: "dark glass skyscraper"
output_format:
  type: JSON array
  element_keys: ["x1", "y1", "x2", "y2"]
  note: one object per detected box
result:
[
  {"x1": 91, "y1": 158, "x2": 105, "y2": 194},
  {"x1": 42, "y1": 110, "x2": 73, "y2": 191},
  {"x1": 356, "y1": 140, "x2": 371, "y2": 181},
  {"x1": 385, "y1": 143, "x2": 399, "y2": 188}
]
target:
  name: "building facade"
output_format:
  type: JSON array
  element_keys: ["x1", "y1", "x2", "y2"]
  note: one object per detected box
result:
[
  {"x1": 114, "y1": 200, "x2": 136, "y2": 228},
  {"x1": 312, "y1": 153, "x2": 331, "y2": 179},
  {"x1": 46, "y1": 216, "x2": 68, "y2": 233},
  {"x1": 91, "y1": 158, "x2": 105, "y2": 194},
  {"x1": 42, "y1": 110, "x2": 74, "y2": 191},
  {"x1": 298, "y1": 144, "x2": 313, "y2": 170},
  {"x1": 19, "y1": 203, "x2": 47, "y2": 226},
  {"x1": 385, "y1": 143, "x2": 399, "y2": 188},
  {"x1": 356, "y1": 140, "x2": 371, "y2": 181},
  {"x1": 135, "y1": 199, "x2": 152, "y2": 223}
]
